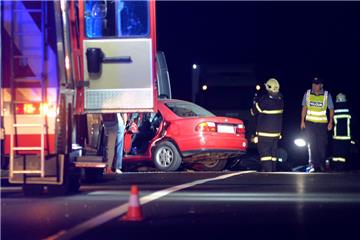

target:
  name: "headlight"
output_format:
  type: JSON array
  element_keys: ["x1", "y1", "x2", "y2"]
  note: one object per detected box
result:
[{"x1": 294, "y1": 138, "x2": 306, "y2": 147}]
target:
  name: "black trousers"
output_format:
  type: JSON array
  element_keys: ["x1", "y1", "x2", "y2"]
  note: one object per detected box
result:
[
  {"x1": 332, "y1": 139, "x2": 351, "y2": 171},
  {"x1": 305, "y1": 121, "x2": 328, "y2": 171},
  {"x1": 257, "y1": 136, "x2": 278, "y2": 172}
]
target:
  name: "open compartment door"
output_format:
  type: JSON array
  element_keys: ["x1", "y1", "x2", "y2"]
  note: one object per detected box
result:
[{"x1": 81, "y1": 0, "x2": 156, "y2": 113}]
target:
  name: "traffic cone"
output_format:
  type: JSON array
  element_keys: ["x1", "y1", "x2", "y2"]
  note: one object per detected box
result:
[{"x1": 122, "y1": 185, "x2": 143, "y2": 221}]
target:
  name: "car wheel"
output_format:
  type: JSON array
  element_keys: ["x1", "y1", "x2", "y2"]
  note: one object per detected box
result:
[
  {"x1": 48, "y1": 167, "x2": 81, "y2": 195},
  {"x1": 200, "y1": 159, "x2": 227, "y2": 171},
  {"x1": 153, "y1": 141, "x2": 182, "y2": 171}
]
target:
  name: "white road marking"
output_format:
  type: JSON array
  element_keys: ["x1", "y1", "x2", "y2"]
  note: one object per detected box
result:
[
  {"x1": 0, "y1": 187, "x2": 22, "y2": 192},
  {"x1": 44, "y1": 171, "x2": 255, "y2": 240},
  {"x1": 147, "y1": 192, "x2": 360, "y2": 203}
]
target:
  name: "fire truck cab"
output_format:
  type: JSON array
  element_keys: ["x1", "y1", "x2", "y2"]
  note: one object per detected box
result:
[{"x1": 1, "y1": 0, "x2": 169, "y2": 194}]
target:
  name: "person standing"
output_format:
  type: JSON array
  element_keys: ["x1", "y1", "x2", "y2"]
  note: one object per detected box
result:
[
  {"x1": 300, "y1": 77, "x2": 334, "y2": 172},
  {"x1": 331, "y1": 93, "x2": 352, "y2": 171},
  {"x1": 252, "y1": 78, "x2": 284, "y2": 172},
  {"x1": 113, "y1": 113, "x2": 127, "y2": 173},
  {"x1": 103, "y1": 113, "x2": 127, "y2": 174}
]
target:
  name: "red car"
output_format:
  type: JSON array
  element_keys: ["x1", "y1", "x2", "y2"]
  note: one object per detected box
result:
[{"x1": 123, "y1": 99, "x2": 247, "y2": 171}]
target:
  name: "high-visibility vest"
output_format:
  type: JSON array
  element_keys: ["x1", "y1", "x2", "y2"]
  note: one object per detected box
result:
[
  {"x1": 333, "y1": 108, "x2": 351, "y2": 140},
  {"x1": 305, "y1": 90, "x2": 328, "y2": 123}
]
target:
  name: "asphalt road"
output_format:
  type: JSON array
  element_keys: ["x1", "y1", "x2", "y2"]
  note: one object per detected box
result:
[{"x1": 1, "y1": 171, "x2": 360, "y2": 240}]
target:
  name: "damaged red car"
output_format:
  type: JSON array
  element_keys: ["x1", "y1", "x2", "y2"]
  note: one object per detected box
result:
[{"x1": 122, "y1": 99, "x2": 247, "y2": 171}]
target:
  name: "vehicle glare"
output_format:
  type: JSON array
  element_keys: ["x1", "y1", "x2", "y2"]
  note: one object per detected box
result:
[{"x1": 294, "y1": 138, "x2": 306, "y2": 147}]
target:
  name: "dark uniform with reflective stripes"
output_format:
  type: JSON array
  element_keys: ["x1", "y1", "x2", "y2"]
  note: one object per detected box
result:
[
  {"x1": 252, "y1": 93, "x2": 284, "y2": 172},
  {"x1": 332, "y1": 102, "x2": 352, "y2": 171}
]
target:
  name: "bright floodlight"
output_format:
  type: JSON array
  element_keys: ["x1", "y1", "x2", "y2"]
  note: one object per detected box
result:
[
  {"x1": 192, "y1": 64, "x2": 198, "y2": 70},
  {"x1": 294, "y1": 138, "x2": 306, "y2": 147},
  {"x1": 202, "y1": 85, "x2": 208, "y2": 91},
  {"x1": 256, "y1": 85, "x2": 261, "y2": 91}
]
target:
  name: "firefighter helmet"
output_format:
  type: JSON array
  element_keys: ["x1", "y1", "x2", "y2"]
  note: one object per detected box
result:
[
  {"x1": 336, "y1": 93, "x2": 347, "y2": 103},
  {"x1": 265, "y1": 78, "x2": 280, "y2": 93}
]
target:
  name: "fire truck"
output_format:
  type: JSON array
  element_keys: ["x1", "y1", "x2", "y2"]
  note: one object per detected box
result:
[{"x1": 1, "y1": 0, "x2": 170, "y2": 194}]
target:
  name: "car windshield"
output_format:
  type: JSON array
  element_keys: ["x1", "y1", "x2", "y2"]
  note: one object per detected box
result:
[{"x1": 165, "y1": 101, "x2": 215, "y2": 118}]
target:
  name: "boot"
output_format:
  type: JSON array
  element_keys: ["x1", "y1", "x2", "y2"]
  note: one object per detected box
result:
[
  {"x1": 272, "y1": 161, "x2": 277, "y2": 172},
  {"x1": 261, "y1": 161, "x2": 272, "y2": 172}
]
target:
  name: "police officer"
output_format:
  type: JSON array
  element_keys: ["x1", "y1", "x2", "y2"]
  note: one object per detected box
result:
[
  {"x1": 252, "y1": 78, "x2": 284, "y2": 172},
  {"x1": 331, "y1": 93, "x2": 352, "y2": 171},
  {"x1": 300, "y1": 77, "x2": 334, "y2": 172}
]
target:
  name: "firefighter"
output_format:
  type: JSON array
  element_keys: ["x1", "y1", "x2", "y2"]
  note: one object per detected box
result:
[
  {"x1": 252, "y1": 78, "x2": 284, "y2": 172},
  {"x1": 331, "y1": 93, "x2": 352, "y2": 171},
  {"x1": 300, "y1": 77, "x2": 334, "y2": 172}
]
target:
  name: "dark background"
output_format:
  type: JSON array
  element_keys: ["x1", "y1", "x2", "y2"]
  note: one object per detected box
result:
[{"x1": 156, "y1": 1, "x2": 360, "y2": 165}]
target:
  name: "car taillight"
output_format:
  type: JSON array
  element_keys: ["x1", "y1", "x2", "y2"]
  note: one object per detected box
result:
[
  {"x1": 16, "y1": 103, "x2": 40, "y2": 114},
  {"x1": 236, "y1": 124, "x2": 245, "y2": 134},
  {"x1": 195, "y1": 122, "x2": 216, "y2": 132}
]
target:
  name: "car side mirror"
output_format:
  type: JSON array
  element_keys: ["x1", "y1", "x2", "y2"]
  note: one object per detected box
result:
[{"x1": 86, "y1": 48, "x2": 104, "y2": 75}]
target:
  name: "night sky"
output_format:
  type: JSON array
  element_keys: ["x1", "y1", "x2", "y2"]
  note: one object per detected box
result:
[
  {"x1": 156, "y1": 1, "x2": 360, "y2": 162},
  {"x1": 157, "y1": 1, "x2": 360, "y2": 100},
  {"x1": 157, "y1": 1, "x2": 360, "y2": 162}
]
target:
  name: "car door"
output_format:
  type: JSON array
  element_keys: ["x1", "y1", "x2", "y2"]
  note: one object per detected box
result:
[
  {"x1": 156, "y1": 51, "x2": 172, "y2": 99},
  {"x1": 82, "y1": 0, "x2": 156, "y2": 113}
]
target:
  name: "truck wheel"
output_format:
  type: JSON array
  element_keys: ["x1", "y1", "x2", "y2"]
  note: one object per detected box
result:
[
  {"x1": 153, "y1": 141, "x2": 182, "y2": 171},
  {"x1": 83, "y1": 168, "x2": 104, "y2": 183},
  {"x1": 200, "y1": 159, "x2": 227, "y2": 171},
  {"x1": 48, "y1": 168, "x2": 81, "y2": 195},
  {"x1": 23, "y1": 184, "x2": 44, "y2": 196}
]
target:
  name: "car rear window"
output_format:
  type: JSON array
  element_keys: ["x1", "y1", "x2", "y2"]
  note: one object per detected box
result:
[{"x1": 165, "y1": 101, "x2": 215, "y2": 118}]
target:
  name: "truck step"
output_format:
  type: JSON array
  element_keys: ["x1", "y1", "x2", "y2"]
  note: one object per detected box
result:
[
  {"x1": 76, "y1": 156, "x2": 103, "y2": 162},
  {"x1": 75, "y1": 162, "x2": 107, "y2": 168}
]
